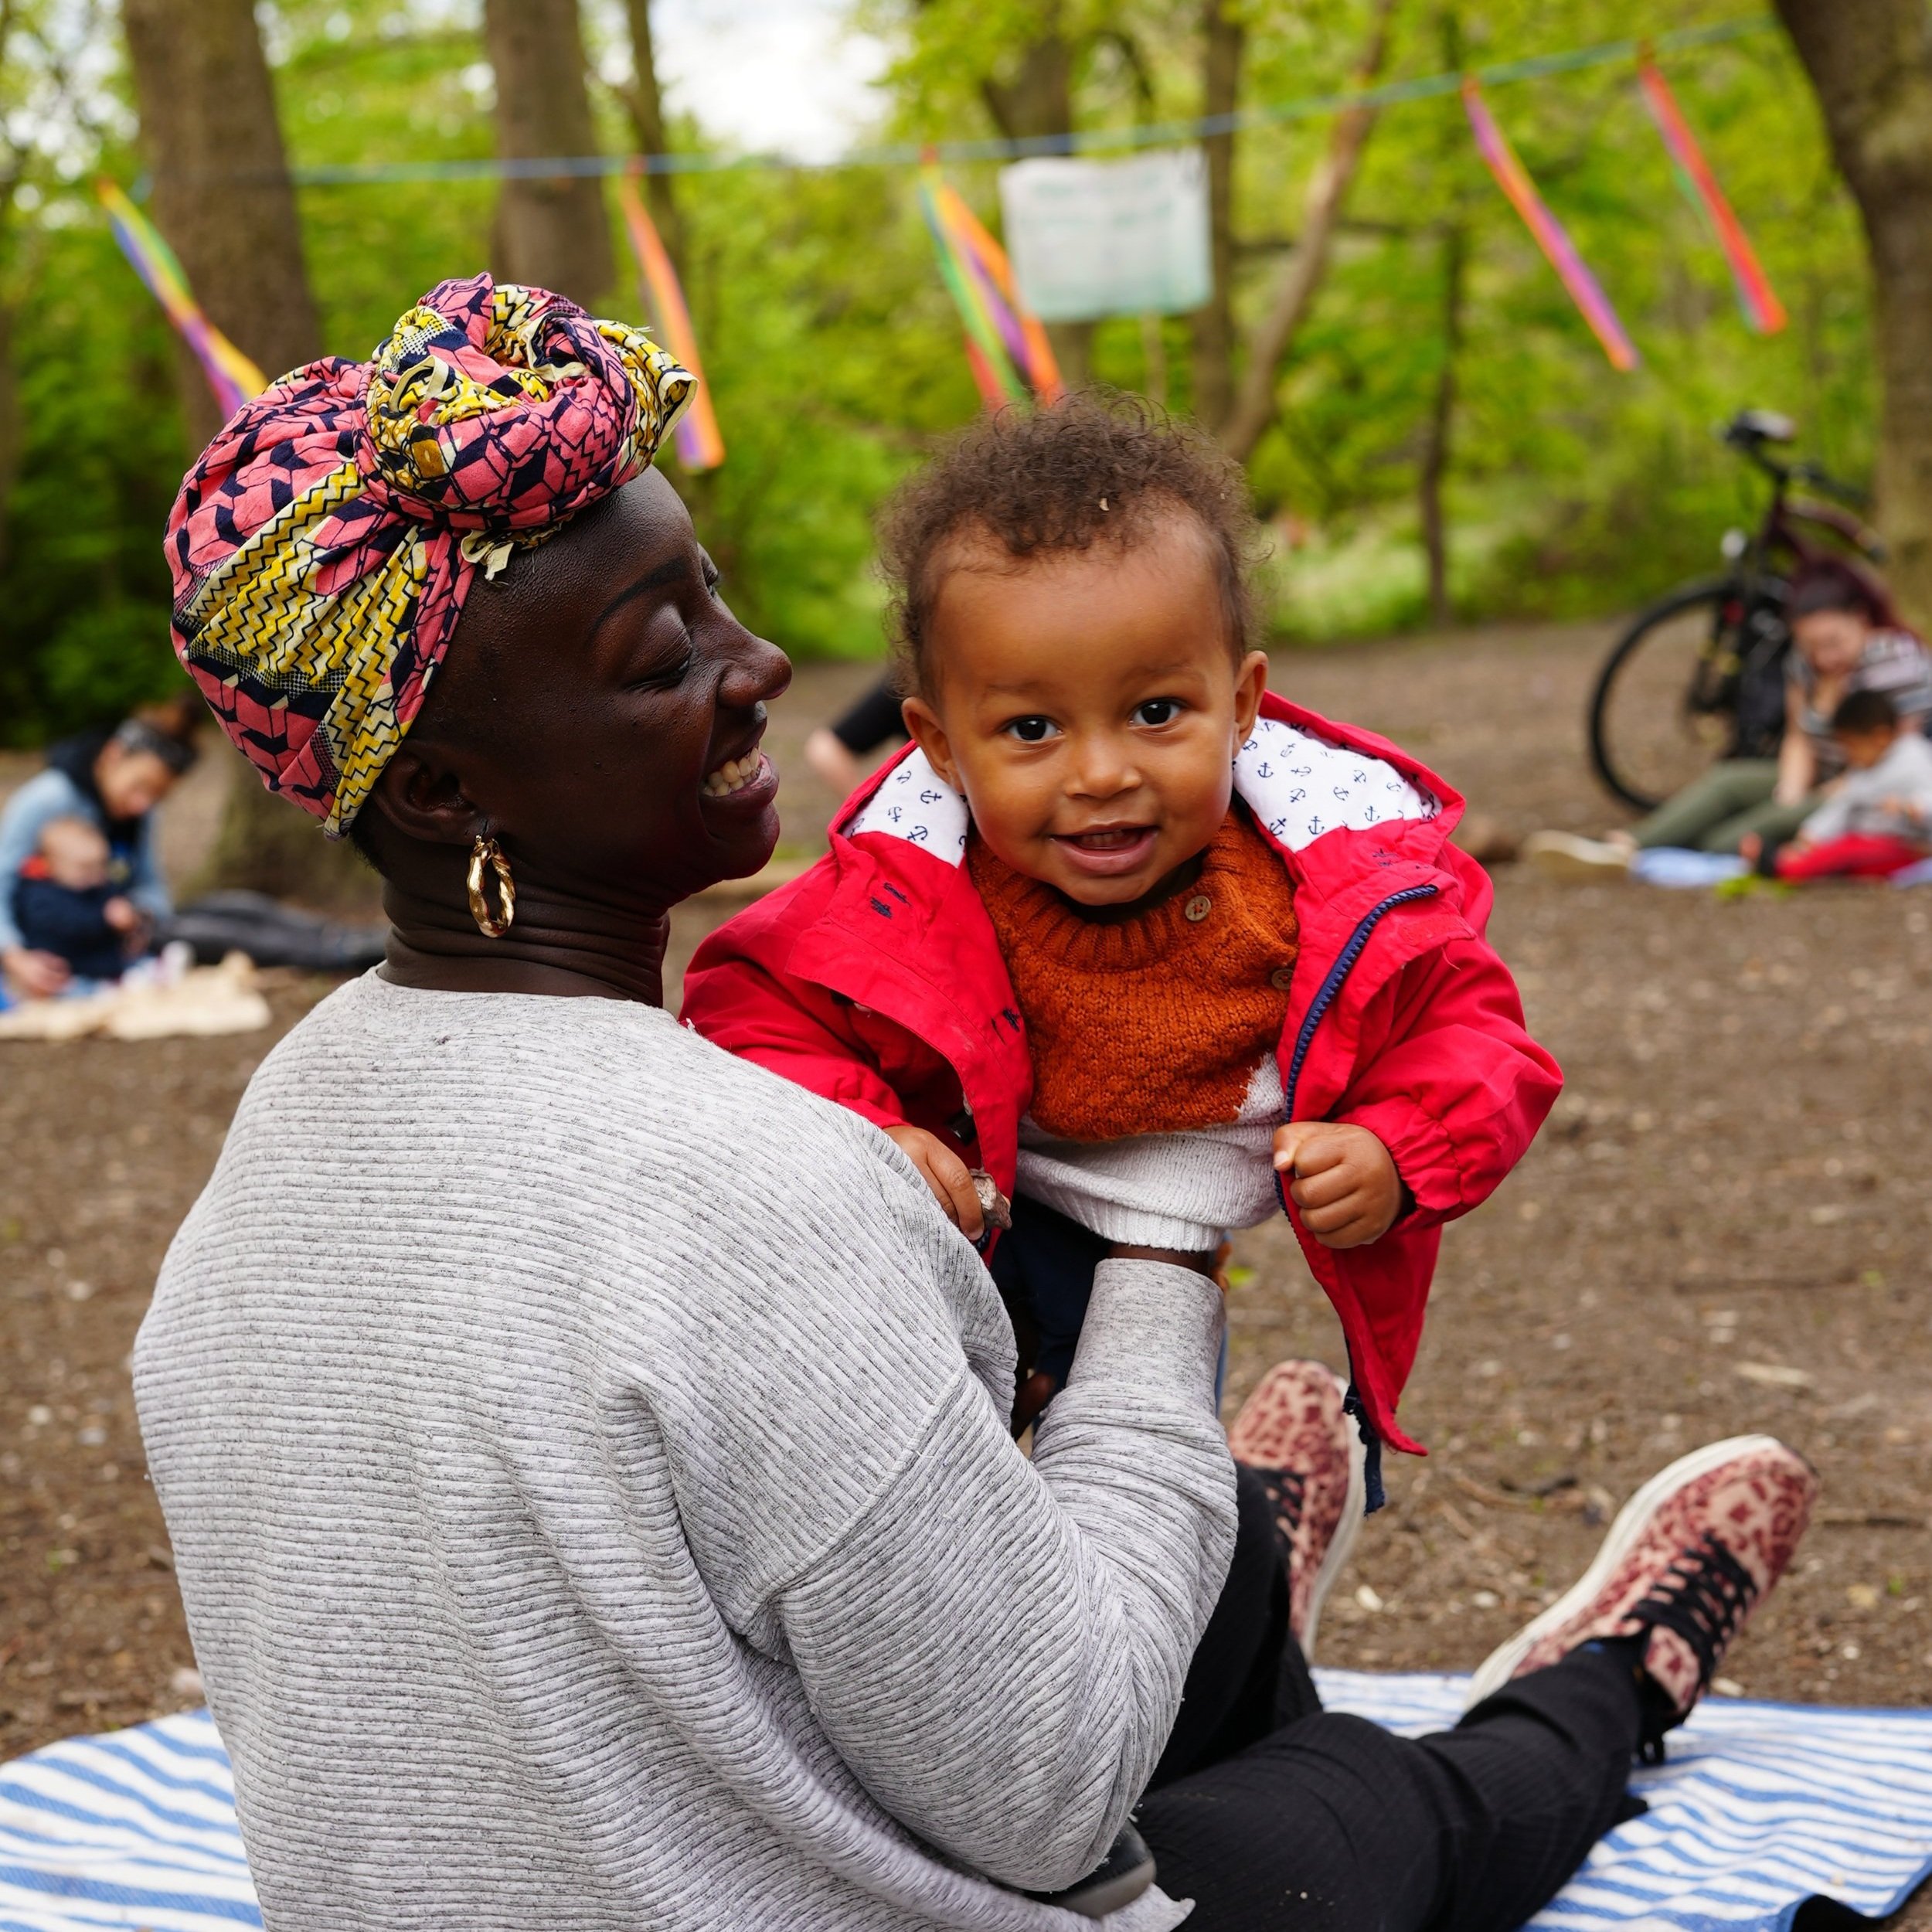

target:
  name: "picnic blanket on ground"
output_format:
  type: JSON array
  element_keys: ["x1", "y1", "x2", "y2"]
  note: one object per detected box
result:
[{"x1": 4, "y1": 1679, "x2": 1930, "y2": 1930}]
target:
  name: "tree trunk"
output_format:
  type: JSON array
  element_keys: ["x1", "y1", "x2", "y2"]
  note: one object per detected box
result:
[
  {"x1": 621, "y1": 0, "x2": 685, "y2": 268},
  {"x1": 1418, "y1": 224, "x2": 1465, "y2": 628},
  {"x1": 983, "y1": 29, "x2": 1094, "y2": 387},
  {"x1": 120, "y1": 0, "x2": 321, "y2": 450},
  {"x1": 1218, "y1": 0, "x2": 1398, "y2": 464},
  {"x1": 1774, "y1": 0, "x2": 1932, "y2": 628},
  {"x1": 484, "y1": 0, "x2": 615, "y2": 311},
  {"x1": 121, "y1": 0, "x2": 371, "y2": 906},
  {"x1": 1189, "y1": 0, "x2": 1243, "y2": 431}
]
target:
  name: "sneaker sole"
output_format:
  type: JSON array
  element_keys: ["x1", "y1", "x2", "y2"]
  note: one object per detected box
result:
[
  {"x1": 1300, "y1": 1400, "x2": 1367, "y2": 1665},
  {"x1": 1461, "y1": 1434, "x2": 1787, "y2": 1709},
  {"x1": 1524, "y1": 840, "x2": 1632, "y2": 883}
]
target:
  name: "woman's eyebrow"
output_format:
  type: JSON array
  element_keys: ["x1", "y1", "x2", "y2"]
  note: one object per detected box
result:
[{"x1": 591, "y1": 553, "x2": 692, "y2": 635}]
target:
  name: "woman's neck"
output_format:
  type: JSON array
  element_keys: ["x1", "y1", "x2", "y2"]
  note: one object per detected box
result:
[{"x1": 378, "y1": 880, "x2": 672, "y2": 1005}]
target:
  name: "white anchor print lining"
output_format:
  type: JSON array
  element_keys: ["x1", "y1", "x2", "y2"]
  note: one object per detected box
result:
[{"x1": 842, "y1": 716, "x2": 1437, "y2": 864}]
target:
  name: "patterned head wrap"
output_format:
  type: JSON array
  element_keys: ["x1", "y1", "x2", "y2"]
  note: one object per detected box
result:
[{"x1": 165, "y1": 273, "x2": 694, "y2": 835}]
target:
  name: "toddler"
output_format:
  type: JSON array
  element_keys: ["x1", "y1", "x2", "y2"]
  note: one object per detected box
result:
[
  {"x1": 1760, "y1": 689, "x2": 1932, "y2": 880},
  {"x1": 11, "y1": 816, "x2": 144, "y2": 986},
  {"x1": 684, "y1": 397, "x2": 1560, "y2": 1485}
]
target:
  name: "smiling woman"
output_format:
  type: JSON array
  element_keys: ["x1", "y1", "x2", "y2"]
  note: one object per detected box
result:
[{"x1": 129, "y1": 274, "x2": 1246, "y2": 1930}]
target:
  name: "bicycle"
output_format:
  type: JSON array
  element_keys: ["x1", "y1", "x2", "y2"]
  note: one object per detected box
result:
[{"x1": 1587, "y1": 410, "x2": 1886, "y2": 811}]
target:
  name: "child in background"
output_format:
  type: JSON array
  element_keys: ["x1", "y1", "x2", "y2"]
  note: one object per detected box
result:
[
  {"x1": 1745, "y1": 689, "x2": 1932, "y2": 881},
  {"x1": 683, "y1": 396, "x2": 1561, "y2": 1487},
  {"x1": 10, "y1": 816, "x2": 145, "y2": 987}
]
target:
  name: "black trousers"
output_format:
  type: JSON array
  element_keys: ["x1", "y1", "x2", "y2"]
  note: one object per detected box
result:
[{"x1": 1137, "y1": 1469, "x2": 1644, "y2": 1932}]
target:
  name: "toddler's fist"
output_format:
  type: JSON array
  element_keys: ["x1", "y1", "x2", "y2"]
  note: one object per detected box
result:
[{"x1": 1273, "y1": 1122, "x2": 1404, "y2": 1249}]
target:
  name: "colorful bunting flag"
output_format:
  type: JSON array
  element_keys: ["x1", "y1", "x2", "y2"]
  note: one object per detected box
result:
[
  {"x1": 917, "y1": 162, "x2": 1063, "y2": 408},
  {"x1": 97, "y1": 181, "x2": 267, "y2": 418},
  {"x1": 1461, "y1": 80, "x2": 1639, "y2": 372},
  {"x1": 617, "y1": 169, "x2": 726, "y2": 471},
  {"x1": 1638, "y1": 57, "x2": 1786, "y2": 335}
]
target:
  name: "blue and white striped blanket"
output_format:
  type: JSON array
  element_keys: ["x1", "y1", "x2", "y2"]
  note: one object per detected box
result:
[{"x1": 4, "y1": 1676, "x2": 1930, "y2": 1929}]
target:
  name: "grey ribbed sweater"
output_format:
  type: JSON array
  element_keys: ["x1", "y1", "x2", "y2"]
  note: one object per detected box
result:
[{"x1": 134, "y1": 974, "x2": 1236, "y2": 1931}]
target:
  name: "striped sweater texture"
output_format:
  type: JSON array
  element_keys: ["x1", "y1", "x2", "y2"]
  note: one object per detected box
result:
[{"x1": 134, "y1": 973, "x2": 1236, "y2": 1931}]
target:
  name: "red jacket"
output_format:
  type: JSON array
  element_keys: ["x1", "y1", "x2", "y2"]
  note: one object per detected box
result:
[{"x1": 682, "y1": 693, "x2": 1561, "y2": 1460}]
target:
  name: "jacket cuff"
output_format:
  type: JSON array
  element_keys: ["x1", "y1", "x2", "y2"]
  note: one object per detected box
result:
[
  {"x1": 1339, "y1": 1096, "x2": 1464, "y2": 1234},
  {"x1": 1065, "y1": 1260, "x2": 1225, "y2": 1406}
]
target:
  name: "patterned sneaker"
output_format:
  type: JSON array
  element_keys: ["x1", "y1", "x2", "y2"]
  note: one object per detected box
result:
[
  {"x1": 1227, "y1": 1360, "x2": 1366, "y2": 1660},
  {"x1": 1463, "y1": 1435, "x2": 1817, "y2": 1718}
]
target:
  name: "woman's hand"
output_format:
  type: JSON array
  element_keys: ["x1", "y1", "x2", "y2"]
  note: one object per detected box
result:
[
  {"x1": 2, "y1": 946, "x2": 71, "y2": 998},
  {"x1": 884, "y1": 1124, "x2": 985, "y2": 1240},
  {"x1": 1273, "y1": 1122, "x2": 1405, "y2": 1249},
  {"x1": 1774, "y1": 689, "x2": 1819, "y2": 808}
]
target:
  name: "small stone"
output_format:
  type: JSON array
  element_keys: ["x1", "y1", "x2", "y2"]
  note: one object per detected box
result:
[
  {"x1": 170, "y1": 1667, "x2": 205, "y2": 1699},
  {"x1": 1354, "y1": 1583, "x2": 1384, "y2": 1613}
]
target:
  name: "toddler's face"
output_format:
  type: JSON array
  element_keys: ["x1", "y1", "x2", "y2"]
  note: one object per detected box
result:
[
  {"x1": 903, "y1": 510, "x2": 1268, "y2": 908},
  {"x1": 39, "y1": 818, "x2": 111, "y2": 890},
  {"x1": 1834, "y1": 725, "x2": 1896, "y2": 771}
]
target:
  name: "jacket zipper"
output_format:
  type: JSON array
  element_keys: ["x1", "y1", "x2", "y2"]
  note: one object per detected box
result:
[{"x1": 1275, "y1": 882, "x2": 1439, "y2": 1514}]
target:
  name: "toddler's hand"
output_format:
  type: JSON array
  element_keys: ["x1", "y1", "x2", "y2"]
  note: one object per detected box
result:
[
  {"x1": 1273, "y1": 1122, "x2": 1404, "y2": 1249},
  {"x1": 103, "y1": 896, "x2": 141, "y2": 934},
  {"x1": 885, "y1": 1124, "x2": 986, "y2": 1240}
]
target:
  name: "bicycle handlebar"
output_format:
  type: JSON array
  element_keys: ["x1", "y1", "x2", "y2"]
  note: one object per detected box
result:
[{"x1": 1787, "y1": 460, "x2": 1869, "y2": 509}]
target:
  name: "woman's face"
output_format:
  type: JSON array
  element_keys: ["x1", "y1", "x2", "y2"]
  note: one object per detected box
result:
[
  {"x1": 94, "y1": 745, "x2": 178, "y2": 820},
  {"x1": 1792, "y1": 607, "x2": 1869, "y2": 679},
  {"x1": 412, "y1": 469, "x2": 792, "y2": 906}
]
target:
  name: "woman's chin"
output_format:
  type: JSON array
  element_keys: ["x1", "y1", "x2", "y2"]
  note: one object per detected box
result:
[{"x1": 696, "y1": 767, "x2": 784, "y2": 881}]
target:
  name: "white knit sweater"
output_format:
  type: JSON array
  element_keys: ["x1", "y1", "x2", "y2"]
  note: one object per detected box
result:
[{"x1": 134, "y1": 974, "x2": 1236, "y2": 1932}]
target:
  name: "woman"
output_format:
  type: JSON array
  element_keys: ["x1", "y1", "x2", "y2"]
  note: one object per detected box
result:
[
  {"x1": 0, "y1": 699, "x2": 198, "y2": 996},
  {"x1": 1527, "y1": 557, "x2": 1932, "y2": 875},
  {"x1": 134, "y1": 276, "x2": 1814, "y2": 1932}
]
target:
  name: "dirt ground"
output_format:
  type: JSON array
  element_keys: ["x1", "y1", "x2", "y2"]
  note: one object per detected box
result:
[{"x1": 4, "y1": 623, "x2": 1930, "y2": 1913}]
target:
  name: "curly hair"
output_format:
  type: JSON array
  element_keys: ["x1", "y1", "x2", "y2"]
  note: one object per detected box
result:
[{"x1": 876, "y1": 390, "x2": 1267, "y2": 695}]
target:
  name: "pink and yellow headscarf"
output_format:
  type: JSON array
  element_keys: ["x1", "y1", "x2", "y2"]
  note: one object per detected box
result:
[{"x1": 165, "y1": 273, "x2": 694, "y2": 835}]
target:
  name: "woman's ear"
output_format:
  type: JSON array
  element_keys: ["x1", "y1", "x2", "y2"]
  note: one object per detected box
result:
[
  {"x1": 368, "y1": 746, "x2": 486, "y2": 848},
  {"x1": 1233, "y1": 649, "x2": 1270, "y2": 743},
  {"x1": 900, "y1": 691, "x2": 965, "y2": 793}
]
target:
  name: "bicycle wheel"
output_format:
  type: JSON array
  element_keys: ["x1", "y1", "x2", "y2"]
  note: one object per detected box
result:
[{"x1": 1588, "y1": 580, "x2": 1743, "y2": 811}]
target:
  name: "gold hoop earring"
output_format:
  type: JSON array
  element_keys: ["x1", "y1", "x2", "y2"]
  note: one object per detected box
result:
[{"x1": 467, "y1": 834, "x2": 515, "y2": 938}]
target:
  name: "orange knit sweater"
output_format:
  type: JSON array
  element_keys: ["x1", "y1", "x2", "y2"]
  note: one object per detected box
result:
[{"x1": 969, "y1": 807, "x2": 1300, "y2": 1143}]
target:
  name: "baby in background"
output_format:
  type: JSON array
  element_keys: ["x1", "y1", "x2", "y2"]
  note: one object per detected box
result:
[
  {"x1": 1750, "y1": 689, "x2": 1932, "y2": 881},
  {"x1": 685, "y1": 396, "x2": 1559, "y2": 1461},
  {"x1": 10, "y1": 816, "x2": 145, "y2": 987}
]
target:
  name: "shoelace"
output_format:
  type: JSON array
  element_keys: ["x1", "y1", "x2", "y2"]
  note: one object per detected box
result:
[{"x1": 1628, "y1": 1533, "x2": 1757, "y2": 1759}]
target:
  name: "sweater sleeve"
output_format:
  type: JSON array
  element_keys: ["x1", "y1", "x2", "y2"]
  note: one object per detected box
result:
[
  {"x1": 125, "y1": 811, "x2": 172, "y2": 925},
  {"x1": 764, "y1": 1258, "x2": 1235, "y2": 1894}
]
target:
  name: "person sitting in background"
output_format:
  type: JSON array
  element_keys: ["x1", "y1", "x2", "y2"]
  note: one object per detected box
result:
[
  {"x1": 1747, "y1": 689, "x2": 1932, "y2": 881},
  {"x1": 1526, "y1": 558, "x2": 1931, "y2": 877},
  {"x1": 11, "y1": 817, "x2": 147, "y2": 986},
  {"x1": 801, "y1": 672, "x2": 906, "y2": 800},
  {"x1": 0, "y1": 699, "x2": 198, "y2": 998}
]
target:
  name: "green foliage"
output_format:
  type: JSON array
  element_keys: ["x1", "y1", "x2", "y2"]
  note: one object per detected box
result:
[{"x1": 0, "y1": 0, "x2": 1884, "y2": 745}]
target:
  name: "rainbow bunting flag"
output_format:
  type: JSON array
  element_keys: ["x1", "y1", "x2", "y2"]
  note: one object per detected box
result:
[
  {"x1": 917, "y1": 162, "x2": 1063, "y2": 409},
  {"x1": 97, "y1": 181, "x2": 267, "y2": 418},
  {"x1": 617, "y1": 170, "x2": 725, "y2": 471},
  {"x1": 1461, "y1": 81, "x2": 1639, "y2": 372},
  {"x1": 1638, "y1": 57, "x2": 1785, "y2": 335}
]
